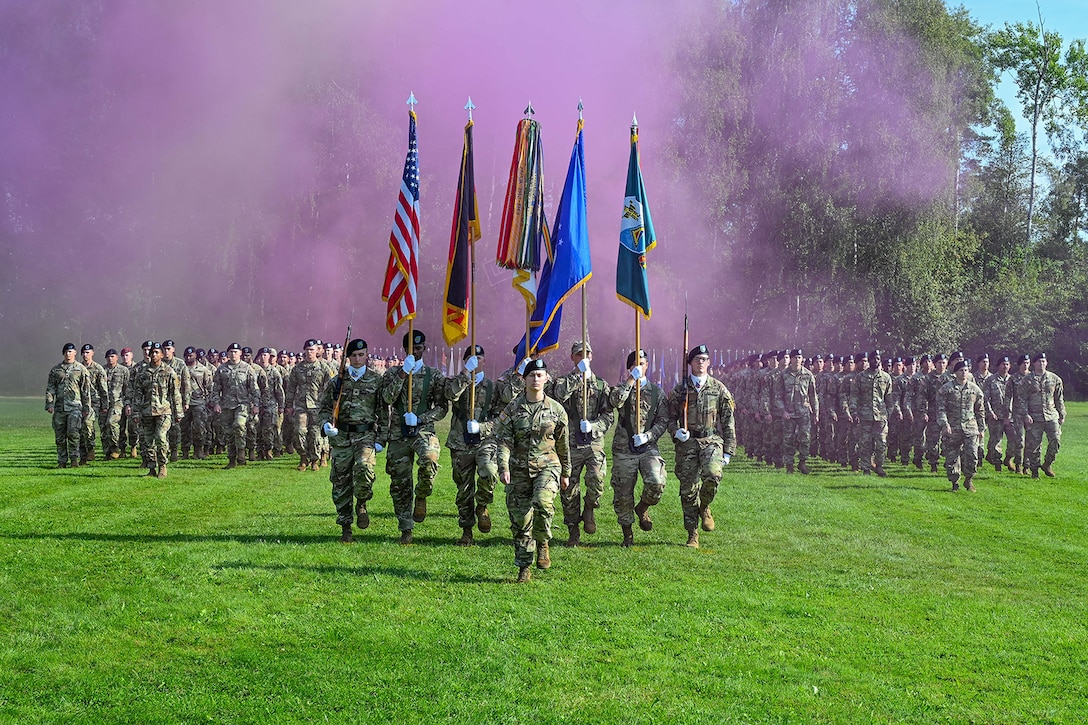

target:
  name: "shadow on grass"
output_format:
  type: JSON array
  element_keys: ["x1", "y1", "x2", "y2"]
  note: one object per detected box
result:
[
  {"x1": 0, "y1": 531, "x2": 339, "y2": 546},
  {"x1": 212, "y1": 560, "x2": 509, "y2": 584}
]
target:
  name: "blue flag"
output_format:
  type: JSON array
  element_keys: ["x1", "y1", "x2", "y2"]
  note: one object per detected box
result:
[
  {"x1": 516, "y1": 119, "x2": 592, "y2": 356},
  {"x1": 616, "y1": 123, "x2": 656, "y2": 318}
]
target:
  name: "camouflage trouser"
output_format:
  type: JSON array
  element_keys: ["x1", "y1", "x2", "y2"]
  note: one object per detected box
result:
[
  {"x1": 53, "y1": 409, "x2": 83, "y2": 465},
  {"x1": 101, "y1": 403, "x2": 123, "y2": 455},
  {"x1": 925, "y1": 420, "x2": 943, "y2": 466},
  {"x1": 911, "y1": 416, "x2": 929, "y2": 465},
  {"x1": 167, "y1": 408, "x2": 182, "y2": 457},
  {"x1": 819, "y1": 413, "x2": 836, "y2": 460},
  {"x1": 762, "y1": 419, "x2": 783, "y2": 465},
  {"x1": 386, "y1": 433, "x2": 441, "y2": 532},
  {"x1": 329, "y1": 433, "x2": 377, "y2": 526},
  {"x1": 560, "y1": 442, "x2": 607, "y2": 526},
  {"x1": 857, "y1": 420, "x2": 888, "y2": 473},
  {"x1": 943, "y1": 429, "x2": 981, "y2": 483},
  {"x1": 450, "y1": 443, "x2": 498, "y2": 529},
  {"x1": 246, "y1": 407, "x2": 258, "y2": 454},
  {"x1": 611, "y1": 449, "x2": 665, "y2": 526},
  {"x1": 181, "y1": 403, "x2": 207, "y2": 454},
  {"x1": 887, "y1": 416, "x2": 900, "y2": 461},
  {"x1": 743, "y1": 414, "x2": 762, "y2": 458},
  {"x1": 506, "y1": 467, "x2": 560, "y2": 569},
  {"x1": 80, "y1": 408, "x2": 97, "y2": 460},
  {"x1": 809, "y1": 416, "x2": 820, "y2": 459},
  {"x1": 1007, "y1": 420, "x2": 1026, "y2": 469},
  {"x1": 222, "y1": 407, "x2": 249, "y2": 461},
  {"x1": 1024, "y1": 419, "x2": 1061, "y2": 471},
  {"x1": 140, "y1": 414, "x2": 171, "y2": 471},
  {"x1": 258, "y1": 406, "x2": 278, "y2": 456},
  {"x1": 281, "y1": 412, "x2": 294, "y2": 454},
  {"x1": 294, "y1": 408, "x2": 322, "y2": 464},
  {"x1": 896, "y1": 415, "x2": 914, "y2": 464},
  {"x1": 674, "y1": 435, "x2": 726, "y2": 532},
  {"x1": 121, "y1": 408, "x2": 139, "y2": 450},
  {"x1": 985, "y1": 417, "x2": 1015, "y2": 465},
  {"x1": 834, "y1": 417, "x2": 852, "y2": 464},
  {"x1": 782, "y1": 413, "x2": 812, "y2": 467}
]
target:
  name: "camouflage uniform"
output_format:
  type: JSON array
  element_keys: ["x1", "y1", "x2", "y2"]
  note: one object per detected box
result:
[
  {"x1": 1006, "y1": 361, "x2": 1031, "y2": 473},
  {"x1": 754, "y1": 360, "x2": 777, "y2": 464},
  {"x1": 444, "y1": 369, "x2": 505, "y2": 533},
  {"x1": 608, "y1": 378, "x2": 669, "y2": 526},
  {"x1": 81, "y1": 358, "x2": 108, "y2": 462},
  {"x1": 908, "y1": 365, "x2": 930, "y2": 468},
  {"x1": 1015, "y1": 367, "x2": 1065, "y2": 476},
  {"x1": 666, "y1": 375, "x2": 737, "y2": 534},
  {"x1": 101, "y1": 361, "x2": 129, "y2": 458},
  {"x1": 494, "y1": 393, "x2": 571, "y2": 570},
  {"x1": 936, "y1": 376, "x2": 985, "y2": 487},
  {"x1": 211, "y1": 359, "x2": 260, "y2": 464},
  {"x1": 45, "y1": 358, "x2": 91, "y2": 467},
  {"x1": 924, "y1": 366, "x2": 953, "y2": 470},
  {"x1": 128, "y1": 360, "x2": 182, "y2": 475},
  {"x1": 851, "y1": 362, "x2": 894, "y2": 475},
  {"x1": 164, "y1": 355, "x2": 191, "y2": 461},
  {"x1": 379, "y1": 364, "x2": 448, "y2": 533},
  {"x1": 318, "y1": 366, "x2": 384, "y2": 528},
  {"x1": 285, "y1": 359, "x2": 334, "y2": 468},
  {"x1": 257, "y1": 361, "x2": 285, "y2": 459},
  {"x1": 983, "y1": 371, "x2": 1015, "y2": 469},
  {"x1": 890, "y1": 365, "x2": 913, "y2": 465},
  {"x1": 772, "y1": 363, "x2": 819, "y2": 472},
  {"x1": 821, "y1": 362, "x2": 842, "y2": 462},
  {"x1": 550, "y1": 369, "x2": 615, "y2": 533},
  {"x1": 838, "y1": 360, "x2": 860, "y2": 468},
  {"x1": 183, "y1": 360, "x2": 213, "y2": 458}
]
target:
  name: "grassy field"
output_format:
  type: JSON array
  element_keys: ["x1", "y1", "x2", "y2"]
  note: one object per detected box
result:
[{"x1": 1, "y1": 395, "x2": 1086, "y2": 724}]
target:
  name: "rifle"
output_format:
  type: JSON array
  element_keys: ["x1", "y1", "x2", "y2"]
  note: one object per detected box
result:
[
  {"x1": 682, "y1": 293, "x2": 689, "y2": 430},
  {"x1": 331, "y1": 307, "x2": 355, "y2": 428}
]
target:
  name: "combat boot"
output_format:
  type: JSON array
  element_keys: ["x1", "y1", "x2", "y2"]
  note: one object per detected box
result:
[
  {"x1": 798, "y1": 460, "x2": 811, "y2": 475},
  {"x1": 951, "y1": 475, "x2": 960, "y2": 491},
  {"x1": 565, "y1": 525, "x2": 581, "y2": 547},
  {"x1": 169, "y1": 451, "x2": 178, "y2": 463},
  {"x1": 85, "y1": 449, "x2": 96, "y2": 462},
  {"x1": 1011, "y1": 460, "x2": 1020, "y2": 474},
  {"x1": 412, "y1": 496, "x2": 427, "y2": 523},
  {"x1": 699, "y1": 506, "x2": 715, "y2": 532},
  {"x1": 399, "y1": 530, "x2": 413, "y2": 545},
  {"x1": 994, "y1": 461, "x2": 1002, "y2": 472},
  {"x1": 457, "y1": 527, "x2": 474, "y2": 546},
  {"x1": 875, "y1": 466, "x2": 888, "y2": 478},
  {"x1": 56, "y1": 462, "x2": 67, "y2": 469},
  {"x1": 195, "y1": 445, "x2": 206, "y2": 460},
  {"x1": 686, "y1": 528, "x2": 699, "y2": 548},
  {"x1": 224, "y1": 458, "x2": 237, "y2": 470},
  {"x1": 296, "y1": 456, "x2": 308, "y2": 472},
  {"x1": 786, "y1": 462, "x2": 794, "y2": 474},
  {"x1": 157, "y1": 465, "x2": 167, "y2": 479},
  {"x1": 964, "y1": 478, "x2": 976, "y2": 492},
  {"x1": 237, "y1": 456, "x2": 247, "y2": 467},
  {"x1": 309, "y1": 460, "x2": 319, "y2": 471},
  {"x1": 516, "y1": 567, "x2": 532, "y2": 583},
  {"x1": 109, "y1": 450, "x2": 120, "y2": 460},
  {"x1": 582, "y1": 505, "x2": 597, "y2": 535},
  {"x1": 1031, "y1": 467, "x2": 1040, "y2": 479},
  {"x1": 536, "y1": 541, "x2": 551, "y2": 569},
  {"x1": 930, "y1": 462, "x2": 939, "y2": 473},
  {"x1": 634, "y1": 500, "x2": 653, "y2": 531},
  {"x1": 475, "y1": 504, "x2": 492, "y2": 533},
  {"x1": 355, "y1": 502, "x2": 370, "y2": 530},
  {"x1": 621, "y1": 524, "x2": 634, "y2": 548},
  {"x1": 1042, "y1": 462, "x2": 1055, "y2": 478},
  {"x1": 145, "y1": 467, "x2": 157, "y2": 476},
  {"x1": 319, "y1": 453, "x2": 328, "y2": 468},
  {"x1": 247, "y1": 448, "x2": 255, "y2": 462},
  {"x1": 340, "y1": 523, "x2": 353, "y2": 544}
]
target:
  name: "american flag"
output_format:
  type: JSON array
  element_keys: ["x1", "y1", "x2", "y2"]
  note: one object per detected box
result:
[{"x1": 382, "y1": 109, "x2": 421, "y2": 334}]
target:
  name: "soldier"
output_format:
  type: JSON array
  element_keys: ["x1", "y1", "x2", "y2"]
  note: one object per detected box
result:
[
  {"x1": 1015, "y1": 352, "x2": 1065, "y2": 479},
  {"x1": 886, "y1": 357, "x2": 904, "y2": 463},
  {"x1": 608, "y1": 349, "x2": 669, "y2": 546},
  {"x1": 820, "y1": 355, "x2": 841, "y2": 463},
  {"x1": 254, "y1": 347, "x2": 285, "y2": 460},
  {"x1": 126, "y1": 341, "x2": 182, "y2": 478},
  {"x1": 118, "y1": 347, "x2": 139, "y2": 457},
  {"x1": 161, "y1": 341, "x2": 191, "y2": 462},
  {"x1": 666, "y1": 344, "x2": 736, "y2": 548},
  {"x1": 937, "y1": 359, "x2": 985, "y2": 491},
  {"x1": 837, "y1": 354, "x2": 862, "y2": 470},
  {"x1": 495, "y1": 358, "x2": 571, "y2": 583},
  {"x1": 908, "y1": 354, "x2": 932, "y2": 468},
  {"x1": 285, "y1": 339, "x2": 334, "y2": 471},
  {"x1": 317, "y1": 338, "x2": 384, "y2": 543},
  {"x1": 1007, "y1": 353, "x2": 1032, "y2": 474},
  {"x1": 983, "y1": 355, "x2": 1015, "y2": 472},
  {"x1": 892, "y1": 356, "x2": 915, "y2": 465},
  {"x1": 550, "y1": 341, "x2": 615, "y2": 546},
  {"x1": 78, "y1": 343, "x2": 108, "y2": 463},
  {"x1": 211, "y1": 342, "x2": 260, "y2": 469},
  {"x1": 923, "y1": 353, "x2": 951, "y2": 473},
  {"x1": 378, "y1": 330, "x2": 448, "y2": 545},
  {"x1": 808, "y1": 355, "x2": 824, "y2": 461},
  {"x1": 754, "y1": 351, "x2": 778, "y2": 465},
  {"x1": 444, "y1": 345, "x2": 505, "y2": 546},
  {"x1": 182, "y1": 346, "x2": 213, "y2": 459},
  {"x1": 45, "y1": 342, "x2": 91, "y2": 468},
  {"x1": 100, "y1": 349, "x2": 129, "y2": 459},
  {"x1": 773, "y1": 349, "x2": 818, "y2": 474},
  {"x1": 852, "y1": 350, "x2": 894, "y2": 477},
  {"x1": 129, "y1": 341, "x2": 154, "y2": 465}
]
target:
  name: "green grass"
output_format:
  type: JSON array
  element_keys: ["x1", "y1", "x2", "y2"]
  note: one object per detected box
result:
[{"x1": 1, "y1": 395, "x2": 1086, "y2": 724}]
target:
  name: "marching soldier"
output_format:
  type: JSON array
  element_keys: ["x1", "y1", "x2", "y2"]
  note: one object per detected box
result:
[
  {"x1": 494, "y1": 358, "x2": 571, "y2": 583},
  {"x1": 983, "y1": 355, "x2": 1015, "y2": 472},
  {"x1": 161, "y1": 341, "x2": 191, "y2": 462},
  {"x1": 255, "y1": 348, "x2": 285, "y2": 460},
  {"x1": 318, "y1": 338, "x2": 384, "y2": 544},
  {"x1": 101, "y1": 349, "x2": 129, "y2": 459},
  {"x1": 852, "y1": 350, "x2": 894, "y2": 477},
  {"x1": 773, "y1": 348, "x2": 818, "y2": 474},
  {"x1": 1007, "y1": 354, "x2": 1032, "y2": 474},
  {"x1": 609, "y1": 349, "x2": 670, "y2": 547},
  {"x1": 1015, "y1": 352, "x2": 1065, "y2": 478},
  {"x1": 908, "y1": 354, "x2": 932, "y2": 468},
  {"x1": 937, "y1": 359, "x2": 985, "y2": 491},
  {"x1": 119, "y1": 347, "x2": 139, "y2": 457},
  {"x1": 285, "y1": 339, "x2": 333, "y2": 471},
  {"x1": 378, "y1": 330, "x2": 448, "y2": 544},
  {"x1": 79, "y1": 343, "x2": 108, "y2": 463},
  {"x1": 923, "y1": 353, "x2": 951, "y2": 473},
  {"x1": 666, "y1": 344, "x2": 736, "y2": 548},
  {"x1": 211, "y1": 342, "x2": 260, "y2": 469},
  {"x1": 443, "y1": 345, "x2": 505, "y2": 546},
  {"x1": 126, "y1": 342, "x2": 182, "y2": 478},
  {"x1": 886, "y1": 357, "x2": 904, "y2": 464},
  {"x1": 45, "y1": 342, "x2": 91, "y2": 468},
  {"x1": 183, "y1": 346, "x2": 213, "y2": 459},
  {"x1": 550, "y1": 341, "x2": 615, "y2": 546},
  {"x1": 891, "y1": 357, "x2": 915, "y2": 465}
]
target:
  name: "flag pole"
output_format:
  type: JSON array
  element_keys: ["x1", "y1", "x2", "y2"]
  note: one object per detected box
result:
[
  {"x1": 630, "y1": 113, "x2": 643, "y2": 434},
  {"x1": 579, "y1": 101, "x2": 590, "y2": 421},
  {"x1": 466, "y1": 96, "x2": 477, "y2": 413},
  {"x1": 405, "y1": 92, "x2": 418, "y2": 409},
  {"x1": 523, "y1": 100, "x2": 535, "y2": 359}
]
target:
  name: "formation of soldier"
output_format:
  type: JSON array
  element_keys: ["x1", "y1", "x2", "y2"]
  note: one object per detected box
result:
[{"x1": 46, "y1": 336, "x2": 1066, "y2": 582}]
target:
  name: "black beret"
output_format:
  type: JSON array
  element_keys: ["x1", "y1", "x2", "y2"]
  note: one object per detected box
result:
[
  {"x1": 996, "y1": 355, "x2": 1010, "y2": 364},
  {"x1": 241, "y1": 346, "x2": 253, "y2": 354},
  {"x1": 950, "y1": 350, "x2": 964, "y2": 361},
  {"x1": 1018, "y1": 354, "x2": 1031, "y2": 363},
  {"x1": 918, "y1": 354, "x2": 931, "y2": 363},
  {"x1": 184, "y1": 346, "x2": 196, "y2": 355},
  {"x1": 149, "y1": 341, "x2": 162, "y2": 350},
  {"x1": 953, "y1": 360, "x2": 968, "y2": 372},
  {"x1": 226, "y1": 342, "x2": 242, "y2": 351},
  {"x1": 304, "y1": 339, "x2": 319, "y2": 349},
  {"x1": 868, "y1": 350, "x2": 881, "y2": 361},
  {"x1": 1032, "y1": 352, "x2": 1047, "y2": 363},
  {"x1": 333, "y1": 343, "x2": 342, "y2": 350},
  {"x1": 163, "y1": 340, "x2": 175, "y2": 348},
  {"x1": 105, "y1": 348, "x2": 118, "y2": 357},
  {"x1": 80, "y1": 343, "x2": 94, "y2": 352},
  {"x1": 142, "y1": 340, "x2": 153, "y2": 349},
  {"x1": 522, "y1": 358, "x2": 547, "y2": 376},
  {"x1": 207, "y1": 348, "x2": 218, "y2": 356},
  {"x1": 975, "y1": 353, "x2": 989, "y2": 363},
  {"x1": 933, "y1": 353, "x2": 948, "y2": 361},
  {"x1": 687, "y1": 345, "x2": 710, "y2": 364},
  {"x1": 776, "y1": 350, "x2": 787, "y2": 361},
  {"x1": 463, "y1": 345, "x2": 485, "y2": 360},
  {"x1": 813, "y1": 354, "x2": 823, "y2": 361},
  {"x1": 893, "y1": 356, "x2": 904, "y2": 364},
  {"x1": 790, "y1": 348, "x2": 803, "y2": 357},
  {"x1": 626, "y1": 349, "x2": 647, "y2": 369},
  {"x1": 853, "y1": 352, "x2": 867, "y2": 363},
  {"x1": 62, "y1": 342, "x2": 77, "y2": 352},
  {"x1": 196, "y1": 348, "x2": 206, "y2": 358},
  {"x1": 836, "y1": 356, "x2": 846, "y2": 365},
  {"x1": 402, "y1": 330, "x2": 426, "y2": 348},
  {"x1": 903, "y1": 356, "x2": 915, "y2": 365},
  {"x1": 257, "y1": 347, "x2": 271, "y2": 355},
  {"x1": 345, "y1": 339, "x2": 368, "y2": 355}
]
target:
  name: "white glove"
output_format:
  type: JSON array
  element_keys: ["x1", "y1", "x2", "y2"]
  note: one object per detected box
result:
[
  {"x1": 404, "y1": 412, "x2": 418, "y2": 426},
  {"x1": 577, "y1": 359, "x2": 592, "y2": 377},
  {"x1": 722, "y1": 454, "x2": 731, "y2": 465},
  {"x1": 580, "y1": 419, "x2": 591, "y2": 433},
  {"x1": 674, "y1": 428, "x2": 691, "y2": 442},
  {"x1": 516, "y1": 357, "x2": 531, "y2": 375},
  {"x1": 413, "y1": 359, "x2": 424, "y2": 374},
  {"x1": 323, "y1": 422, "x2": 338, "y2": 437},
  {"x1": 374, "y1": 443, "x2": 383, "y2": 453},
  {"x1": 632, "y1": 432, "x2": 650, "y2": 447},
  {"x1": 467, "y1": 419, "x2": 480, "y2": 434},
  {"x1": 629, "y1": 366, "x2": 643, "y2": 380},
  {"x1": 475, "y1": 371, "x2": 484, "y2": 384},
  {"x1": 401, "y1": 355, "x2": 416, "y2": 374},
  {"x1": 464, "y1": 355, "x2": 478, "y2": 372}
]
